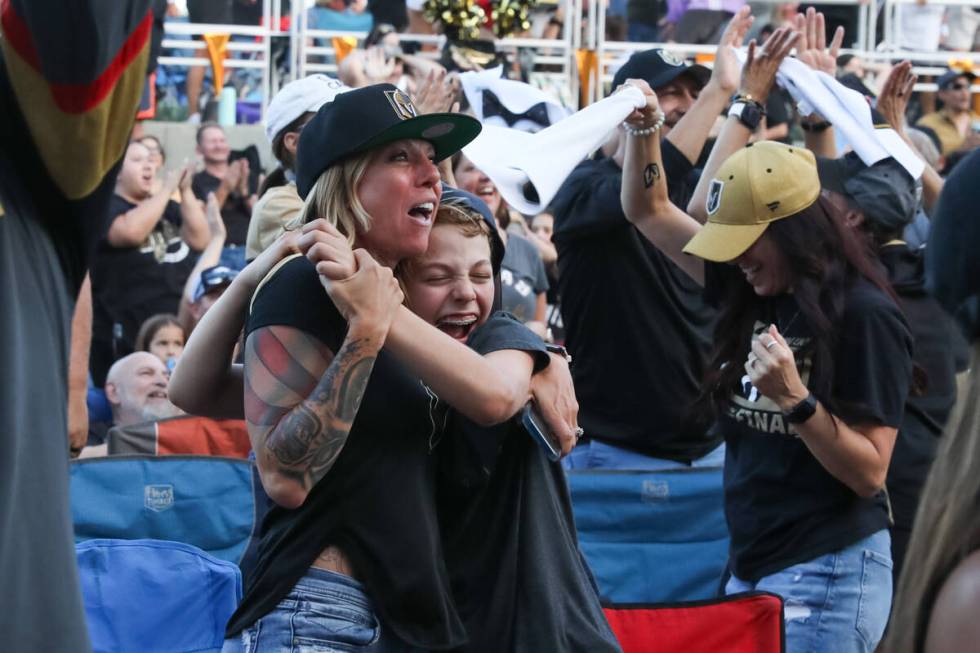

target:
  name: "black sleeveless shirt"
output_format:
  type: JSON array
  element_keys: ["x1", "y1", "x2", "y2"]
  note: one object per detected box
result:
[{"x1": 225, "y1": 256, "x2": 467, "y2": 649}]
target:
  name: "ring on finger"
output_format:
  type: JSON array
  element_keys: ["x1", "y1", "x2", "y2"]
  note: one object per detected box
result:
[
  {"x1": 764, "y1": 340, "x2": 778, "y2": 350},
  {"x1": 574, "y1": 427, "x2": 584, "y2": 439}
]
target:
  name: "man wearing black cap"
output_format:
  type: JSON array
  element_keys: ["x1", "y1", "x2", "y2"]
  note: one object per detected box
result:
[
  {"x1": 916, "y1": 70, "x2": 980, "y2": 157},
  {"x1": 820, "y1": 153, "x2": 967, "y2": 588},
  {"x1": 550, "y1": 9, "x2": 753, "y2": 471}
]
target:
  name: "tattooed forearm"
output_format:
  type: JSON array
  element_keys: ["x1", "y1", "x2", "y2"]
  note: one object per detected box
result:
[
  {"x1": 643, "y1": 163, "x2": 661, "y2": 189},
  {"x1": 247, "y1": 328, "x2": 378, "y2": 493}
]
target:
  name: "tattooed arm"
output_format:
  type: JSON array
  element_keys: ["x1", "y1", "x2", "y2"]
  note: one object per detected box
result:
[
  {"x1": 620, "y1": 79, "x2": 704, "y2": 285},
  {"x1": 244, "y1": 251, "x2": 403, "y2": 509}
]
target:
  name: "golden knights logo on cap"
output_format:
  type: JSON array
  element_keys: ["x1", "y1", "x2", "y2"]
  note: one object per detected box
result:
[
  {"x1": 659, "y1": 50, "x2": 685, "y2": 67},
  {"x1": 385, "y1": 89, "x2": 418, "y2": 120},
  {"x1": 706, "y1": 179, "x2": 724, "y2": 215}
]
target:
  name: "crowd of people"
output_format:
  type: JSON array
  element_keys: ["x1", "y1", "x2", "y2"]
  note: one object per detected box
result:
[{"x1": 3, "y1": 0, "x2": 980, "y2": 652}]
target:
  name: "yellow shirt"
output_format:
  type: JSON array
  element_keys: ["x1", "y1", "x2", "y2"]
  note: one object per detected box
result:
[
  {"x1": 245, "y1": 182, "x2": 305, "y2": 260},
  {"x1": 915, "y1": 110, "x2": 980, "y2": 156}
]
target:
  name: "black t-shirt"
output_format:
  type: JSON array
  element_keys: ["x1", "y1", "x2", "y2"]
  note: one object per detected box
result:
[
  {"x1": 550, "y1": 141, "x2": 720, "y2": 461},
  {"x1": 438, "y1": 313, "x2": 620, "y2": 653},
  {"x1": 705, "y1": 267, "x2": 914, "y2": 581},
  {"x1": 89, "y1": 194, "x2": 197, "y2": 385},
  {"x1": 225, "y1": 256, "x2": 467, "y2": 650},
  {"x1": 192, "y1": 170, "x2": 251, "y2": 247},
  {"x1": 880, "y1": 243, "x2": 965, "y2": 523},
  {"x1": 765, "y1": 88, "x2": 792, "y2": 144}
]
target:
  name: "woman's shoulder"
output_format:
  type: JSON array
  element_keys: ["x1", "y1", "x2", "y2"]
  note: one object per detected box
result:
[{"x1": 924, "y1": 550, "x2": 980, "y2": 653}]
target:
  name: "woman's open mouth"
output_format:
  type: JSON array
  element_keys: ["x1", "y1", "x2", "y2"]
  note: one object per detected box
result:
[{"x1": 408, "y1": 202, "x2": 435, "y2": 225}]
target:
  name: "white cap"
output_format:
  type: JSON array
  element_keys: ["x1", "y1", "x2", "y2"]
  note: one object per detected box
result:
[{"x1": 264, "y1": 75, "x2": 351, "y2": 143}]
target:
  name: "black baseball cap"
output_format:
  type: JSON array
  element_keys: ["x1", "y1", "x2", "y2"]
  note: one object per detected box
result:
[
  {"x1": 610, "y1": 49, "x2": 710, "y2": 95},
  {"x1": 441, "y1": 184, "x2": 505, "y2": 273},
  {"x1": 937, "y1": 69, "x2": 975, "y2": 90},
  {"x1": 817, "y1": 153, "x2": 917, "y2": 232},
  {"x1": 192, "y1": 265, "x2": 238, "y2": 302},
  {"x1": 296, "y1": 83, "x2": 482, "y2": 198}
]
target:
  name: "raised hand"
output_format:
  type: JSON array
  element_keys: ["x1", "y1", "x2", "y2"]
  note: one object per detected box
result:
[
  {"x1": 364, "y1": 46, "x2": 397, "y2": 84},
  {"x1": 300, "y1": 218, "x2": 358, "y2": 282},
  {"x1": 709, "y1": 5, "x2": 755, "y2": 95},
  {"x1": 738, "y1": 26, "x2": 800, "y2": 104},
  {"x1": 204, "y1": 191, "x2": 226, "y2": 240},
  {"x1": 793, "y1": 7, "x2": 843, "y2": 76},
  {"x1": 877, "y1": 60, "x2": 916, "y2": 132},
  {"x1": 177, "y1": 158, "x2": 196, "y2": 194},
  {"x1": 412, "y1": 69, "x2": 458, "y2": 115},
  {"x1": 620, "y1": 78, "x2": 663, "y2": 128},
  {"x1": 322, "y1": 249, "x2": 404, "y2": 343}
]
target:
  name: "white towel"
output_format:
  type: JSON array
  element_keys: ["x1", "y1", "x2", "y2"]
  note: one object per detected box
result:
[
  {"x1": 459, "y1": 66, "x2": 572, "y2": 133},
  {"x1": 736, "y1": 51, "x2": 924, "y2": 180},
  {"x1": 461, "y1": 86, "x2": 646, "y2": 215}
]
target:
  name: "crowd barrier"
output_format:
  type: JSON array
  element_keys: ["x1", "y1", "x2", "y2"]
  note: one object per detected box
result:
[{"x1": 156, "y1": 0, "x2": 980, "y2": 120}]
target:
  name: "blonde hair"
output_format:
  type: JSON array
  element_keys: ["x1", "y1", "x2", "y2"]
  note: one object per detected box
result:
[
  {"x1": 299, "y1": 150, "x2": 375, "y2": 245},
  {"x1": 885, "y1": 341, "x2": 980, "y2": 652}
]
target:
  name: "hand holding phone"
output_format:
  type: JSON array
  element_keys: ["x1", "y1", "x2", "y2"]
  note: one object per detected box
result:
[{"x1": 522, "y1": 403, "x2": 561, "y2": 461}]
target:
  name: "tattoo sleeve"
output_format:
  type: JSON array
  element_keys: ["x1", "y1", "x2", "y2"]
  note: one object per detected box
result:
[{"x1": 244, "y1": 326, "x2": 378, "y2": 493}]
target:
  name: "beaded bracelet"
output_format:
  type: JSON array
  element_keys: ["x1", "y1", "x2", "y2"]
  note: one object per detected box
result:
[{"x1": 622, "y1": 111, "x2": 666, "y2": 136}]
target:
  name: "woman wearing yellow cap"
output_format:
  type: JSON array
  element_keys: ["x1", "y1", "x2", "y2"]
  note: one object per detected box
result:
[{"x1": 618, "y1": 27, "x2": 913, "y2": 653}]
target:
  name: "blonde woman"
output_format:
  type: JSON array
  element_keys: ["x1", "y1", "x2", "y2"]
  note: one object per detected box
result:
[{"x1": 182, "y1": 84, "x2": 582, "y2": 652}]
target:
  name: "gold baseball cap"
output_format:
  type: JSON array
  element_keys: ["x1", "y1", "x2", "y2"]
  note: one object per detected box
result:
[{"x1": 682, "y1": 142, "x2": 821, "y2": 262}]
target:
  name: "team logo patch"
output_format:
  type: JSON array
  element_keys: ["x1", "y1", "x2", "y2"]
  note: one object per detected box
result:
[
  {"x1": 144, "y1": 484, "x2": 174, "y2": 512},
  {"x1": 659, "y1": 50, "x2": 685, "y2": 67},
  {"x1": 385, "y1": 89, "x2": 418, "y2": 120},
  {"x1": 706, "y1": 179, "x2": 724, "y2": 215}
]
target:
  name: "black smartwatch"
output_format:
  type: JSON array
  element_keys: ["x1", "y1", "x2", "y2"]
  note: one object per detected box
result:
[
  {"x1": 784, "y1": 392, "x2": 818, "y2": 424},
  {"x1": 728, "y1": 100, "x2": 765, "y2": 131},
  {"x1": 544, "y1": 343, "x2": 571, "y2": 363}
]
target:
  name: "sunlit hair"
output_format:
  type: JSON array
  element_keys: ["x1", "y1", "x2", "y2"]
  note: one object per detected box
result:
[
  {"x1": 396, "y1": 198, "x2": 491, "y2": 281},
  {"x1": 299, "y1": 150, "x2": 375, "y2": 245},
  {"x1": 885, "y1": 341, "x2": 980, "y2": 653}
]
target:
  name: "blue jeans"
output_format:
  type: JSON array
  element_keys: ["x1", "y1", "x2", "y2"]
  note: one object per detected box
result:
[
  {"x1": 222, "y1": 568, "x2": 410, "y2": 652},
  {"x1": 725, "y1": 530, "x2": 893, "y2": 653},
  {"x1": 562, "y1": 439, "x2": 725, "y2": 471}
]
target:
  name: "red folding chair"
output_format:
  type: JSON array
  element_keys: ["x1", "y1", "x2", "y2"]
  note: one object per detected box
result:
[{"x1": 603, "y1": 591, "x2": 785, "y2": 653}]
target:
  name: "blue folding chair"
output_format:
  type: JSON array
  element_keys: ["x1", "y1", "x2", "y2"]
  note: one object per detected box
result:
[
  {"x1": 77, "y1": 539, "x2": 241, "y2": 653},
  {"x1": 71, "y1": 455, "x2": 260, "y2": 565},
  {"x1": 568, "y1": 466, "x2": 730, "y2": 603}
]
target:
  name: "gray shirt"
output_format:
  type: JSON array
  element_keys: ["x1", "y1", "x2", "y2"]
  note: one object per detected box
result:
[{"x1": 500, "y1": 234, "x2": 549, "y2": 323}]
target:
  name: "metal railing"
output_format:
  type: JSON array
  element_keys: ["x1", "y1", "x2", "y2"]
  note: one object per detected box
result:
[{"x1": 155, "y1": 0, "x2": 979, "y2": 119}]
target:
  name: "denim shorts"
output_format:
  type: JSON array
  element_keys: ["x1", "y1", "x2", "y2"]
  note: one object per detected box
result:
[
  {"x1": 223, "y1": 568, "x2": 409, "y2": 653},
  {"x1": 726, "y1": 529, "x2": 893, "y2": 653}
]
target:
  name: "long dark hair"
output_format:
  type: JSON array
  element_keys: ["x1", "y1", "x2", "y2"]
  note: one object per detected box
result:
[{"x1": 697, "y1": 194, "x2": 897, "y2": 420}]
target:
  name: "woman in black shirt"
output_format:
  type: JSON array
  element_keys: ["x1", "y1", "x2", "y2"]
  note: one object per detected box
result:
[{"x1": 618, "y1": 60, "x2": 913, "y2": 653}]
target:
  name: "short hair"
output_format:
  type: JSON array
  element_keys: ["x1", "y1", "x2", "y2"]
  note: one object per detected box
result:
[
  {"x1": 299, "y1": 151, "x2": 375, "y2": 245},
  {"x1": 196, "y1": 121, "x2": 224, "y2": 146},
  {"x1": 139, "y1": 134, "x2": 166, "y2": 163}
]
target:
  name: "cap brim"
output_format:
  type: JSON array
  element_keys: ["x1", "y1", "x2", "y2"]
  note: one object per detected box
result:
[
  {"x1": 356, "y1": 113, "x2": 483, "y2": 163},
  {"x1": 651, "y1": 64, "x2": 711, "y2": 91},
  {"x1": 682, "y1": 221, "x2": 768, "y2": 262},
  {"x1": 815, "y1": 156, "x2": 849, "y2": 195}
]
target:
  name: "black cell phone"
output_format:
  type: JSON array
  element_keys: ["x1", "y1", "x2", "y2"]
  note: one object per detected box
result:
[{"x1": 522, "y1": 404, "x2": 561, "y2": 461}]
